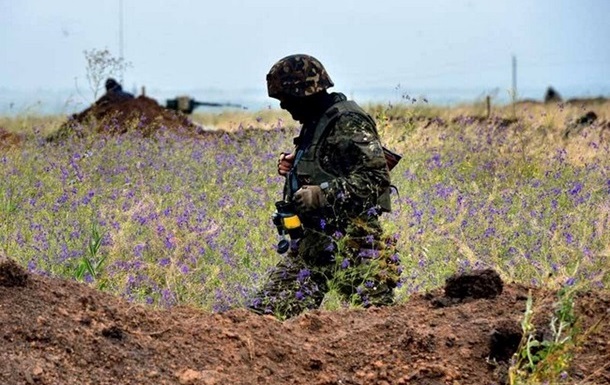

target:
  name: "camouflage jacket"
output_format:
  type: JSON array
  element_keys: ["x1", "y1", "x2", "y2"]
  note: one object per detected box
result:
[{"x1": 288, "y1": 92, "x2": 391, "y2": 231}]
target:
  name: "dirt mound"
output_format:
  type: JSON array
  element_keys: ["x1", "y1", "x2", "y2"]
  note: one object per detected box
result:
[
  {"x1": 1, "y1": 261, "x2": 609, "y2": 385},
  {"x1": 51, "y1": 95, "x2": 205, "y2": 141},
  {"x1": 566, "y1": 96, "x2": 609, "y2": 105},
  {"x1": 0, "y1": 127, "x2": 22, "y2": 148}
]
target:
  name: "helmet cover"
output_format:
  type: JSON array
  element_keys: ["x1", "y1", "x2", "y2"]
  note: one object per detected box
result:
[{"x1": 266, "y1": 54, "x2": 334, "y2": 98}]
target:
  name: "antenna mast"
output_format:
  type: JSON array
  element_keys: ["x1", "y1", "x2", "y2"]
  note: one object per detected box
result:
[
  {"x1": 511, "y1": 54, "x2": 517, "y2": 102},
  {"x1": 119, "y1": 0, "x2": 124, "y2": 83}
]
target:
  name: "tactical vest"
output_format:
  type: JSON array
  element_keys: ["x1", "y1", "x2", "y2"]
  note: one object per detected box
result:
[{"x1": 293, "y1": 100, "x2": 392, "y2": 213}]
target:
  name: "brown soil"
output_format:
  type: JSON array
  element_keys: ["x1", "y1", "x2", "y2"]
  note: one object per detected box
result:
[
  {"x1": 0, "y1": 127, "x2": 22, "y2": 148},
  {"x1": 52, "y1": 95, "x2": 206, "y2": 140},
  {"x1": 1, "y1": 260, "x2": 609, "y2": 385}
]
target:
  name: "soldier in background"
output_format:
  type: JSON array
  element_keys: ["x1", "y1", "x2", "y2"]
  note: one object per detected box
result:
[
  {"x1": 544, "y1": 86, "x2": 562, "y2": 103},
  {"x1": 249, "y1": 54, "x2": 402, "y2": 319},
  {"x1": 98, "y1": 78, "x2": 134, "y2": 104}
]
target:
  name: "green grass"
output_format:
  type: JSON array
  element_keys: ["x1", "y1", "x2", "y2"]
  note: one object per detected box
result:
[
  {"x1": 2, "y1": 99, "x2": 609, "y2": 381},
  {"x1": 1, "y1": 101, "x2": 609, "y2": 308}
]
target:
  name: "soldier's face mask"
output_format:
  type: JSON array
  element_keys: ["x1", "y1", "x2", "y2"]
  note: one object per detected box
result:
[{"x1": 279, "y1": 95, "x2": 309, "y2": 123}]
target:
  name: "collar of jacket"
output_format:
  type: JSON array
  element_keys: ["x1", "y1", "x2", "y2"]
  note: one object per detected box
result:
[{"x1": 293, "y1": 92, "x2": 347, "y2": 146}]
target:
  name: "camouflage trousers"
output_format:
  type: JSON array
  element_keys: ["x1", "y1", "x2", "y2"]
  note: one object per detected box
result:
[{"x1": 249, "y1": 221, "x2": 401, "y2": 320}]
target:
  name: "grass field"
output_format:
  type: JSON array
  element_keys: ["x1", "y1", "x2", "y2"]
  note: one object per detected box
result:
[{"x1": 1, "y1": 99, "x2": 609, "y2": 313}]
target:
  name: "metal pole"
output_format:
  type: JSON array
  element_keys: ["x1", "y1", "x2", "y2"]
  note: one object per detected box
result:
[
  {"x1": 119, "y1": 0, "x2": 124, "y2": 83},
  {"x1": 511, "y1": 55, "x2": 517, "y2": 102}
]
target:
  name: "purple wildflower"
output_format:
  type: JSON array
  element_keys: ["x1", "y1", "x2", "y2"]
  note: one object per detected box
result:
[
  {"x1": 358, "y1": 249, "x2": 380, "y2": 258},
  {"x1": 164, "y1": 236, "x2": 176, "y2": 249},
  {"x1": 134, "y1": 243, "x2": 145, "y2": 257},
  {"x1": 484, "y1": 227, "x2": 496, "y2": 238},
  {"x1": 297, "y1": 269, "x2": 310, "y2": 282},
  {"x1": 569, "y1": 182, "x2": 582, "y2": 196},
  {"x1": 341, "y1": 258, "x2": 350, "y2": 269},
  {"x1": 159, "y1": 258, "x2": 171, "y2": 267}
]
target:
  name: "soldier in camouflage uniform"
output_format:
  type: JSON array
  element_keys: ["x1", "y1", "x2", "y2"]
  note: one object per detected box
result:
[{"x1": 249, "y1": 54, "x2": 401, "y2": 319}]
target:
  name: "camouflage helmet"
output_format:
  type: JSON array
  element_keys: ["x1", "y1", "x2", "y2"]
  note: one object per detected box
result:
[{"x1": 266, "y1": 54, "x2": 334, "y2": 98}]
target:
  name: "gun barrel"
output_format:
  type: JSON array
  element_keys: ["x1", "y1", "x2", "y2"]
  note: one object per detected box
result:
[
  {"x1": 166, "y1": 96, "x2": 247, "y2": 114},
  {"x1": 192, "y1": 101, "x2": 225, "y2": 107},
  {"x1": 193, "y1": 101, "x2": 246, "y2": 109}
]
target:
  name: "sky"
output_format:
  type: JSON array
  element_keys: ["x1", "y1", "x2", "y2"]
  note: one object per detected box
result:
[{"x1": 1, "y1": 0, "x2": 610, "y2": 112}]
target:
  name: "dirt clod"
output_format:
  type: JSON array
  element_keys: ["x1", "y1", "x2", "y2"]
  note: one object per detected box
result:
[
  {"x1": 0, "y1": 258, "x2": 29, "y2": 287},
  {"x1": 101, "y1": 325, "x2": 125, "y2": 341},
  {"x1": 444, "y1": 268, "x2": 503, "y2": 300}
]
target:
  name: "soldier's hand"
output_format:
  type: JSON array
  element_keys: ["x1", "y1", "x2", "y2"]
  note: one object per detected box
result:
[
  {"x1": 294, "y1": 185, "x2": 327, "y2": 211},
  {"x1": 278, "y1": 152, "x2": 295, "y2": 176}
]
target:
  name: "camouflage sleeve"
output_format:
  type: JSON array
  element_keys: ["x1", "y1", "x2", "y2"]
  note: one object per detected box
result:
[{"x1": 320, "y1": 112, "x2": 391, "y2": 214}]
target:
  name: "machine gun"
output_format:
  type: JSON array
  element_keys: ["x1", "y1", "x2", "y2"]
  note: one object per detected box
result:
[{"x1": 165, "y1": 95, "x2": 246, "y2": 114}]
